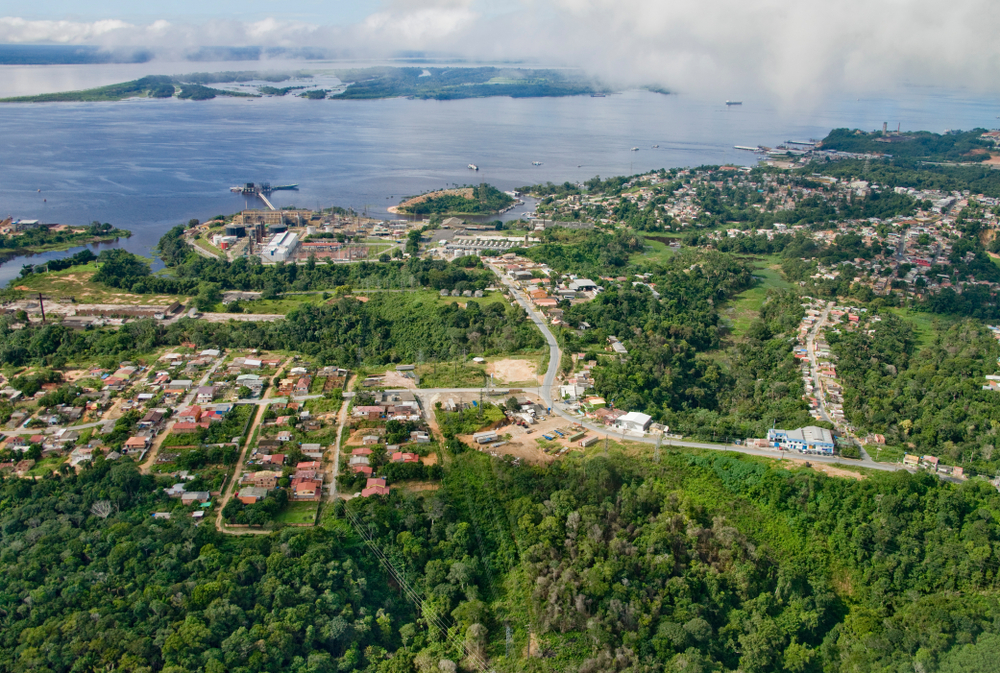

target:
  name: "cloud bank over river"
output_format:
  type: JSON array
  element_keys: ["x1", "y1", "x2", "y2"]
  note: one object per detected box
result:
[{"x1": 1, "y1": 0, "x2": 997, "y2": 104}]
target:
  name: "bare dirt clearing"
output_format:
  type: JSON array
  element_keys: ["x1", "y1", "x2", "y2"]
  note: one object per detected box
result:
[
  {"x1": 381, "y1": 370, "x2": 417, "y2": 389},
  {"x1": 487, "y1": 358, "x2": 539, "y2": 384}
]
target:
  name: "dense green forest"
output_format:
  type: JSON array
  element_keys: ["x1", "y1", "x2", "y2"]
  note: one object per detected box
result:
[
  {"x1": 0, "y1": 291, "x2": 543, "y2": 369},
  {"x1": 1, "y1": 222, "x2": 127, "y2": 256},
  {"x1": 542, "y1": 235, "x2": 816, "y2": 440},
  {"x1": 820, "y1": 128, "x2": 992, "y2": 162},
  {"x1": 330, "y1": 67, "x2": 608, "y2": 100},
  {"x1": 2, "y1": 447, "x2": 999, "y2": 672},
  {"x1": 397, "y1": 186, "x2": 514, "y2": 216},
  {"x1": 830, "y1": 315, "x2": 1000, "y2": 475}
]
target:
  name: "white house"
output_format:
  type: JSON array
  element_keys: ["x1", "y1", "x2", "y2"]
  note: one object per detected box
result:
[{"x1": 615, "y1": 411, "x2": 652, "y2": 433}]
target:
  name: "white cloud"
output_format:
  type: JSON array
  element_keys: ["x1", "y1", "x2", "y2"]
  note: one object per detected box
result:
[{"x1": 1, "y1": 0, "x2": 999, "y2": 103}]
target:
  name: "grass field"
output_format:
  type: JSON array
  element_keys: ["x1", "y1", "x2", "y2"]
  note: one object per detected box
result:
[
  {"x1": 13, "y1": 263, "x2": 182, "y2": 305},
  {"x1": 305, "y1": 395, "x2": 343, "y2": 415},
  {"x1": 886, "y1": 308, "x2": 955, "y2": 349},
  {"x1": 275, "y1": 500, "x2": 319, "y2": 525},
  {"x1": 720, "y1": 257, "x2": 794, "y2": 339},
  {"x1": 26, "y1": 456, "x2": 65, "y2": 477},
  {"x1": 417, "y1": 361, "x2": 490, "y2": 389},
  {"x1": 193, "y1": 237, "x2": 224, "y2": 258},
  {"x1": 868, "y1": 444, "x2": 906, "y2": 463},
  {"x1": 637, "y1": 236, "x2": 680, "y2": 264}
]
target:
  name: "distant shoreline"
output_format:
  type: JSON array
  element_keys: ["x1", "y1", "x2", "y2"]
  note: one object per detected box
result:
[{"x1": 0, "y1": 66, "x2": 656, "y2": 104}]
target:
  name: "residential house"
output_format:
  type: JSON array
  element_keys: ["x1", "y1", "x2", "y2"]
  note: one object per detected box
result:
[
  {"x1": 177, "y1": 406, "x2": 203, "y2": 424},
  {"x1": 123, "y1": 436, "x2": 150, "y2": 454},
  {"x1": 361, "y1": 477, "x2": 390, "y2": 497},
  {"x1": 246, "y1": 471, "x2": 279, "y2": 489},
  {"x1": 180, "y1": 491, "x2": 211, "y2": 505},
  {"x1": 290, "y1": 477, "x2": 322, "y2": 501},
  {"x1": 196, "y1": 386, "x2": 215, "y2": 404},
  {"x1": 238, "y1": 486, "x2": 269, "y2": 504},
  {"x1": 391, "y1": 452, "x2": 420, "y2": 463},
  {"x1": 138, "y1": 410, "x2": 165, "y2": 429}
]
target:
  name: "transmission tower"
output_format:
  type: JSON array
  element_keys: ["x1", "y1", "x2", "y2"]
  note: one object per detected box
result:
[
  {"x1": 604, "y1": 435, "x2": 609, "y2": 457},
  {"x1": 654, "y1": 432, "x2": 663, "y2": 463}
]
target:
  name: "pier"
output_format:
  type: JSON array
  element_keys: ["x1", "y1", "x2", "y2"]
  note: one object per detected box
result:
[{"x1": 258, "y1": 193, "x2": 275, "y2": 211}]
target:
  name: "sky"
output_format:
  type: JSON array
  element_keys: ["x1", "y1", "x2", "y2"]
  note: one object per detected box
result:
[{"x1": 1, "y1": 0, "x2": 998, "y2": 104}]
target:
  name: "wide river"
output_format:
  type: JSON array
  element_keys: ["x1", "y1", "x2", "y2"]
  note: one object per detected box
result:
[{"x1": 1, "y1": 60, "x2": 999, "y2": 284}]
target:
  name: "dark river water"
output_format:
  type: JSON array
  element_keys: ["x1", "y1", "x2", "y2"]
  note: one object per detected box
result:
[{"x1": 2, "y1": 68, "x2": 999, "y2": 285}]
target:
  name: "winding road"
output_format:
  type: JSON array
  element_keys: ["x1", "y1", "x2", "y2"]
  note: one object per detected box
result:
[{"x1": 487, "y1": 262, "x2": 901, "y2": 473}]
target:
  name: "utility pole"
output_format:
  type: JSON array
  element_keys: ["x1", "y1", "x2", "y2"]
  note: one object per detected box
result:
[{"x1": 38, "y1": 293, "x2": 46, "y2": 323}]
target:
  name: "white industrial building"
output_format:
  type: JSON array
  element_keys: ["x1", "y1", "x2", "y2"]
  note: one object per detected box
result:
[
  {"x1": 615, "y1": 411, "x2": 652, "y2": 434},
  {"x1": 262, "y1": 232, "x2": 300, "y2": 263},
  {"x1": 767, "y1": 426, "x2": 835, "y2": 454}
]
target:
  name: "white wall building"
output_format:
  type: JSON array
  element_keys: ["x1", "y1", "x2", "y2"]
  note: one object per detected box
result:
[
  {"x1": 262, "y1": 231, "x2": 300, "y2": 263},
  {"x1": 615, "y1": 411, "x2": 652, "y2": 434}
]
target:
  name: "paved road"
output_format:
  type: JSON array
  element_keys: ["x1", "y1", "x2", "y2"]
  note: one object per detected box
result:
[{"x1": 486, "y1": 262, "x2": 902, "y2": 473}]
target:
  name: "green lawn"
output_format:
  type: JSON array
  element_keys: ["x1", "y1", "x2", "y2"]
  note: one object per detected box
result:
[{"x1": 276, "y1": 500, "x2": 319, "y2": 525}]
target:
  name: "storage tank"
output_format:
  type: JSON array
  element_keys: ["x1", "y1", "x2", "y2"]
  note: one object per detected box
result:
[
  {"x1": 268, "y1": 224, "x2": 288, "y2": 234},
  {"x1": 225, "y1": 224, "x2": 246, "y2": 238}
]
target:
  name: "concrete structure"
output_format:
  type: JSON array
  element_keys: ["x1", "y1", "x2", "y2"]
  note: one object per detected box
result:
[
  {"x1": 615, "y1": 411, "x2": 652, "y2": 434},
  {"x1": 767, "y1": 426, "x2": 835, "y2": 455},
  {"x1": 262, "y1": 231, "x2": 300, "y2": 262},
  {"x1": 238, "y1": 486, "x2": 269, "y2": 504}
]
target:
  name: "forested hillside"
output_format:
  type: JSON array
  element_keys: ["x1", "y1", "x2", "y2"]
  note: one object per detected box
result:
[
  {"x1": 0, "y1": 293, "x2": 542, "y2": 369},
  {"x1": 2, "y1": 450, "x2": 999, "y2": 672}
]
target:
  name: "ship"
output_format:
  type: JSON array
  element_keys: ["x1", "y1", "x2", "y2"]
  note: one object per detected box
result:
[
  {"x1": 725, "y1": 100, "x2": 742, "y2": 106},
  {"x1": 590, "y1": 93, "x2": 606, "y2": 97},
  {"x1": 532, "y1": 161, "x2": 542, "y2": 166},
  {"x1": 468, "y1": 164, "x2": 478, "y2": 171}
]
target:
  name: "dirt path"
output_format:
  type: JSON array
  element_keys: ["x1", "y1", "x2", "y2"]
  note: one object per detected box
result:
[
  {"x1": 139, "y1": 423, "x2": 173, "y2": 474},
  {"x1": 214, "y1": 357, "x2": 294, "y2": 534},
  {"x1": 328, "y1": 374, "x2": 355, "y2": 503}
]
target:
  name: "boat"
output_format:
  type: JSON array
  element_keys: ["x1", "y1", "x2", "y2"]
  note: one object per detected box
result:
[
  {"x1": 590, "y1": 93, "x2": 606, "y2": 97},
  {"x1": 468, "y1": 164, "x2": 478, "y2": 171},
  {"x1": 651, "y1": 144, "x2": 659, "y2": 148},
  {"x1": 630, "y1": 147, "x2": 639, "y2": 151},
  {"x1": 725, "y1": 100, "x2": 742, "y2": 106},
  {"x1": 532, "y1": 161, "x2": 542, "y2": 166}
]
